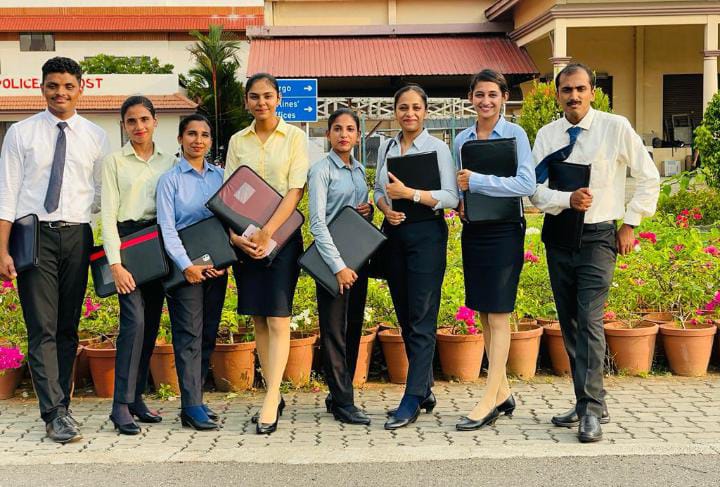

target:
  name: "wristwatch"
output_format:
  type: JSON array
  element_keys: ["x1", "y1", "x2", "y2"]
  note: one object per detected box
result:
[{"x1": 412, "y1": 189, "x2": 421, "y2": 203}]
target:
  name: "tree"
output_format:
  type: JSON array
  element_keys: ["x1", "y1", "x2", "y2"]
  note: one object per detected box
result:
[
  {"x1": 693, "y1": 92, "x2": 720, "y2": 189},
  {"x1": 185, "y1": 25, "x2": 251, "y2": 162},
  {"x1": 80, "y1": 54, "x2": 174, "y2": 74}
]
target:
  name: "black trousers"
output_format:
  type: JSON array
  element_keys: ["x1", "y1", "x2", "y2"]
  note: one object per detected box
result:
[
  {"x1": 166, "y1": 274, "x2": 227, "y2": 408},
  {"x1": 113, "y1": 221, "x2": 165, "y2": 405},
  {"x1": 317, "y1": 267, "x2": 368, "y2": 407},
  {"x1": 545, "y1": 224, "x2": 617, "y2": 418},
  {"x1": 16, "y1": 223, "x2": 92, "y2": 423},
  {"x1": 384, "y1": 218, "x2": 447, "y2": 397}
]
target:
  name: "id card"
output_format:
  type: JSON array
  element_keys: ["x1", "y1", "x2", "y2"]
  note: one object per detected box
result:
[{"x1": 241, "y1": 225, "x2": 278, "y2": 258}]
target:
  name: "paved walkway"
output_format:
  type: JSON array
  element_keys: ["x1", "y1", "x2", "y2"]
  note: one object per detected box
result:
[{"x1": 1, "y1": 375, "x2": 719, "y2": 465}]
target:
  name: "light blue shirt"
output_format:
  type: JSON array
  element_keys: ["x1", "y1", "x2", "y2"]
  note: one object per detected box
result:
[
  {"x1": 156, "y1": 157, "x2": 225, "y2": 271},
  {"x1": 374, "y1": 129, "x2": 459, "y2": 210},
  {"x1": 308, "y1": 150, "x2": 369, "y2": 274},
  {"x1": 453, "y1": 117, "x2": 535, "y2": 197}
]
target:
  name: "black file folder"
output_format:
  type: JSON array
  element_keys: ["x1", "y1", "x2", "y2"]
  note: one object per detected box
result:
[
  {"x1": 386, "y1": 151, "x2": 442, "y2": 223},
  {"x1": 206, "y1": 165, "x2": 304, "y2": 264},
  {"x1": 298, "y1": 206, "x2": 387, "y2": 297},
  {"x1": 541, "y1": 161, "x2": 592, "y2": 250},
  {"x1": 460, "y1": 138, "x2": 523, "y2": 223},
  {"x1": 9, "y1": 214, "x2": 39, "y2": 273},
  {"x1": 90, "y1": 225, "x2": 169, "y2": 298},
  {"x1": 162, "y1": 216, "x2": 237, "y2": 291}
]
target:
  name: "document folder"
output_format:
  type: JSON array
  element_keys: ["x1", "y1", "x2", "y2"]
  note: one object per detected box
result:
[
  {"x1": 162, "y1": 216, "x2": 237, "y2": 291},
  {"x1": 460, "y1": 138, "x2": 523, "y2": 223},
  {"x1": 206, "y1": 165, "x2": 304, "y2": 263},
  {"x1": 10, "y1": 214, "x2": 39, "y2": 273},
  {"x1": 541, "y1": 161, "x2": 592, "y2": 250},
  {"x1": 386, "y1": 151, "x2": 441, "y2": 224},
  {"x1": 90, "y1": 225, "x2": 169, "y2": 298},
  {"x1": 298, "y1": 206, "x2": 387, "y2": 297}
]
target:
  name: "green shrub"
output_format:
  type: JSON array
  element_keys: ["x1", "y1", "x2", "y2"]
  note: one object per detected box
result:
[
  {"x1": 657, "y1": 188, "x2": 720, "y2": 225},
  {"x1": 694, "y1": 91, "x2": 720, "y2": 189}
]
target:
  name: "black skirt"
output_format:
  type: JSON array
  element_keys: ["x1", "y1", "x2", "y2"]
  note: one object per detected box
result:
[
  {"x1": 461, "y1": 220, "x2": 525, "y2": 313},
  {"x1": 233, "y1": 231, "x2": 303, "y2": 317}
]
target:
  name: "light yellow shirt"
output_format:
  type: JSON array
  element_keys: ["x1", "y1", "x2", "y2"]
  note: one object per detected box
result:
[
  {"x1": 225, "y1": 118, "x2": 309, "y2": 196},
  {"x1": 101, "y1": 142, "x2": 176, "y2": 265}
]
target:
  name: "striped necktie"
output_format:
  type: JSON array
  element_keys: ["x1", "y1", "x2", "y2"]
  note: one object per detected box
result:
[{"x1": 535, "y1": 125, "x2": 582, "y2": 184}]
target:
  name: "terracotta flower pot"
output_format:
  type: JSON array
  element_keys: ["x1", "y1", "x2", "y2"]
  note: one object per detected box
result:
[
  {"x1": 352, "y1": 331, "x2": 377, "y2": 387},
  {"x1": 604, "y1": 321, "x2": 659, "y2": 375},
  {"x1": 85, "y1": 342, "x2": 117, "y2": 398},
  {"x1": 378, "y1": 328, "x2": 408, "y2": 384},
  {"x1": 73, "y1": 338, "x2": 96, "y2": 388},
  {"x1": 642, "y1": 312, "x2": 675, "y2": 324},
  {"x1": 659, "y1": 322, "x2": 717, "y2": 376},
  {"x1": 542, "y1": 322, "x2": 571, "y2": 376},
  {"x1": 211, "y1": 341, "x2": 256, "y2": 392},
  {"x1": 507, "y1": 322, "x2": 543, "y2": 379},
  {"x1": 436, "y1": 328, "x2": 484, "y2": 381},
  {"x1": 0, "y1": 366, "x2": 25, "y2": 400},
  {"x1": 149, "y1": 343, "x2": 180, "y2": 394},
  {"x1": 283, "y1": 332, "x2": 317, "y2": 386}
]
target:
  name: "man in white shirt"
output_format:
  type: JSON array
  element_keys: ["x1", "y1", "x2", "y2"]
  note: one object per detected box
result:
[
  {"x1": 531, "y1": 63, "x2": 660, "y2": 443},
  {"x1": 0, "y1": 57, "x2": 110, "y2": 443}
]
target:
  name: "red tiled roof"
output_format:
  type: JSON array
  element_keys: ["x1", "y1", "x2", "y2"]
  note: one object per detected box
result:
[
  {"x1": 0, "y1": 15, "x2": 262, "y2": 32},
  {"x1": 0, "y1": 94, "x2": 197, "y2": 113},
  {"x1": 247, "y1": 36, "x2": 537, "y2": 77}
]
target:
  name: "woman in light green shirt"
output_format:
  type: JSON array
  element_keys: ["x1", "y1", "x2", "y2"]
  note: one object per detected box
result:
[{"x1": 100, "y1": 96, "x2": 175, "y2": 435}]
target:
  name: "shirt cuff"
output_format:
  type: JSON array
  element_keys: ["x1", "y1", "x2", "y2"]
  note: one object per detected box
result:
[
  {"x1": 429, "y1": 190, "x2": 445, "y2": 210},
  {"x1": 176, "y1": 255, "x2": 193, "y2": 272},
  {"x1": 468, "y1": 172, "x2": 485, "y2": 194},
  {"x1": 0, "y1": 210, "x2": 15, "y2": 222},
  {"x1": 623, "y1": 210, "x2": 643, "y2": 227},
  {"x1": 106, "y1": 250, "x2": 122, "y2": 266},
  {"x1": 329, "y1": 257, "x2": 347, "y2": 275},
  {"x1": 560, "y1": 192, "x2": 572, "y2": 210}
]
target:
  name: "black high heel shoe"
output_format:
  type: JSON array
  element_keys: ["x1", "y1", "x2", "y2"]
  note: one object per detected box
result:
[
  {"x1": 387, "y1": 391, "x2": 436, "y2": 417},
  {"x1": 384, "y1": 406, "x2": 420, "y2": 430},
  {"x1": 455, "y1": 408, "x2": 501, "y2": 431},
  {"x1": 129, "y1": 407, "x2": 163, "y2": 424},
  {"x1": 109, "y1": 415, "x2": 141, "y2": 435},
  {"x1": 180, "y1": 411, "x2": 219, "y2": 431},
  {"x1": 251, "y1": 396, "x2": 285, "y2": 424},
  {"x1": 496, "y1": 394, "x2": 516, "y2": 418},
  {"x1": 256, "y1": 400, "x2": 283, "y2": 435}
]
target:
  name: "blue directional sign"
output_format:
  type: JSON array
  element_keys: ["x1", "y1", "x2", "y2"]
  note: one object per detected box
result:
[{"x1": 276, "y1": 78, "x2": 318, "y2": 123}]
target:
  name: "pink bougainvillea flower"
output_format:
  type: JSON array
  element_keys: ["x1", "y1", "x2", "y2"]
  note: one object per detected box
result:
[
  {"x1": 7, "y1": 303, "x2": 17, "y2": 312},
  {"x1": 603, "y1": 311, "x2": 616, "y2": 321},
  {"x1": 633, "y1": 278, "x2": 645, "y2": 286},
  {"x1": 693, "y1": 213, "x2": 703, "y2": 220},
  {"x1": 689, "y1": 318, "x2": 699, "y2": 325},
  {"x1": 704, "y1": 262, "x2": 714, "y2": 269},
  {"x1": 1, "y1": 280, "x2": 14, "y2": 289},
  {"x1": 455, "y1": 306, "x2": 474, "y2": 322},
  {"x1": 681, "y1": 209, "x2": 690, "y2": 216},
  {"x1": 673, "y1": 244, "x2": 685, "y2": 252},
  {"x1": 618, "y1": 263, "x2": 628, "y2": 270},
  {"x1": 444, "y1": 210, "x2": 457, "y2": 220},
  {"x1": 83, "y1": 297, "x2": 101, "y2": 318},
  {"x1": 703, "y1": 245, "x2": 720, "y2": 257},
  {"x1": 524, "y1": 250, "x2": 539, "y2": 263},
  {"x1": 713, "y1": 291, "x2": 720, "y2": 303},
  {"x1": 638, "y1": 232, "x2": 657, "y2": 244},
  {"x1": 0, "y1": 346, "x2": 24, "y2": 370},
  {"x1": 467, "y1": 325, "x2": 478, "y2": 335}
]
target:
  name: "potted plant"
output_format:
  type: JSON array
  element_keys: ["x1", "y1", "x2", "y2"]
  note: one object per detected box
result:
[
  {"x1": 284, "y1": 309, "x2": 318, "y2": 386},
  {"x1": 436, "y1": 306, "x2": 484, "y2": 381},
  {"x1": 0, "y1": 280, "x2": 27, "y2": 399},
  {"x1": 353, "y1": 308, "x2": 379, "y2": 387},
  {"x1": 81, "y1": 295, "x2": 119, "y2": 398},
  {"x1": 377, "y1": 325, "x2": 408, "y2": 384},
  {"x1": 211, "y1": 313, "x2": 256, "y2": 392},
  {"x1": 149, "y1": 315, "x2": 180, "y2": 395},
  {"x1": 603, "y1": 313, "x2": 659, "y2": 376},
  {"x1": 0, "y1": 344, "x2": 25, "y2": 400},
  {"x1": 507, "y1": 314, "x2": 543, "y2": 379}
]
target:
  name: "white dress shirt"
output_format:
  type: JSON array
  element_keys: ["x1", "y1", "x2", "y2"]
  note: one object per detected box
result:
[
  {"x1": 530, "y1": 108, "x2": 660, "y2": 226},
  {"x1": 0, "y1": 109, "x2": 110, "y2": 223}
]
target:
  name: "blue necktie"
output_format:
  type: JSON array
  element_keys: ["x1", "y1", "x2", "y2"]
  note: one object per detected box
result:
[
  {"x1": 535, "y1": 125, "x2": 582, "y2": 184},
  {"x1": 44, "y1": 121, "x2": 68, "y2": 213}
]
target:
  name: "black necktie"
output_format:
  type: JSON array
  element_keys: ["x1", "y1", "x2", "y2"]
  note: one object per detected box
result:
[
  {"x1": 44, "y1": 121, "x2": 68, "y2": 213},
  {"x1": 535, "y1": 125, "x2": 582, "y2": 184}
]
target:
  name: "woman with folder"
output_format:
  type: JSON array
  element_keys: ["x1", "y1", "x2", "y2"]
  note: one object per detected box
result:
[
  {"x1": 453, "y1": 69, "x2": 535, "y2": 431},
  {"x1": 225, "y1": 73, "x2": 310, "y2": 434},
  {"x1": 374, "y1": 84, "x2": 459, "y2": 430},
  {"x1": 156, "y1": 114, "x2": 227, "y2": 431},
  {"x1": 101, "y1": 96, "x2": 175, "y2": 434},
  {"x1": 308, "y1": 108, "x2": 373, "y2": 425}
]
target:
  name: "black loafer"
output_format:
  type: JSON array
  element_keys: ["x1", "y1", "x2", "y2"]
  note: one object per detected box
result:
[
  {"x1": 180, "y1": 411, "x2": 219, "y2": 431},
  {"x1": 551, "y1": 405, "x2": 610, "y2": 427},
  {"x1": 110, "y1": 415, "x2": 141, "y2": 435},
  {"x1": 496, "y1": 394, "x2": 516, "y2": 417},
  {"x1": 130, "y1": 408, "x2": 163, "y2": 424},
  {"x1": 578, "y1": 414, "x2": 603, "y2": 443},
  {"x1": 251, "y1": 396, "x2": 285, "y2": 424},
  {"x1": 387, "y1": 392, "x2": 436, "y2": 417},
  {"x1": 46, "y1": 415, "x2": 82, "y2": 444},
  {"x1": 384, "y1": 407, "x2": 420, "y2": 430},
  {"x1": 203, "y1": 404, "x2": 219, "y2": 421},
  {"x1": 331, "y1": 405, "x2": 371, "y2": 425},
  {"x1": 456, "y1": 408, "x2": 501, "y2": 431}
]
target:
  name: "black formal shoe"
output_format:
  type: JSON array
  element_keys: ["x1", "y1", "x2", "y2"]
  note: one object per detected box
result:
[
  {"x1": 180, "y1": 411, "x2": 219, "y2": 431},
  {"x1": 386, "y1": 392, "x2": 436, "y2": 417},
  {"x1": 110, "y1": 415, "x2": 141, "y2": 435},
  {"x1": 496, "y1": 394, "x2": 516, "y2": 417},
  {"x1": 129, "y1": 408, "x2": 163, "y2": 423},
  {"x1": 551, "y1": 405, "x2": 610, "y2": 427},
  {"x1": 256, "y1": 401, "x2": 283, "y2": 435},
  {"x1": 578, "y1": 414, "x2": 603, "y2": 443},
  {"x1": 456, "y1": 408, "x2": 501, "y2": 431},
  {"x1": 204, "y1": 405, "x2": 219, "y2": 422},
  {"x1": 384, "y1": 407, "x2": 420, "y2": 430},
  {"x1": 46, "y1": 415, "x2": 82, "y2": 444},
  {"x1": 325, "y1": 394, "x2": 333, "y2": 413},
  {"x1": 331, "y1": 405, "x2": 371, "y2": 426},
  {"x1": 251, "y1": 396, "x2": 285, "y2": 424},
  {"x1": 66, "y1": 409, "x2": 82, "y2": 427}
]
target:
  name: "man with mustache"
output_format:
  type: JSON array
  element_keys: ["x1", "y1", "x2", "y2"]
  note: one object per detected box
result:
[
  {"x1": 530, "y1": 63, "x2": 659, "y2": 443},
  {"x1": 0, "y1": 57, "x2": 109, "y2": 443}
]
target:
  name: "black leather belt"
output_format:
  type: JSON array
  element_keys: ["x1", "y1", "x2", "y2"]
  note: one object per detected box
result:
[
  {"x1": 41, "y1": 221, "x2": 84, "y2": 229},
  {"x1": 583, "y1": 220, "x2": 616, "y2": 231}
]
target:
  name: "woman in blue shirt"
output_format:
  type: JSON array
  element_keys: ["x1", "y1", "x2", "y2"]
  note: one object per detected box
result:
[
  {"x1": 454, "y1": 69, "x2": 535, "y2": 431},
  {"x1": 374, "y1": 85, "x2": 459, "y2": 430},
  {"x1": 308, "y1": 108, "x2": 373, "y2": 425},
  {"x1": 156, "y1": 114, "x2": 227, "y2": 431}
]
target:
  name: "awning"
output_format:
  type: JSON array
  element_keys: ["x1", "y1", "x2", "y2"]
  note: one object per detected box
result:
[
  {"x1": 247, "y1": 35, "x2": 537, "y2": 78},
  {"x1": 0, "y1": 14, "x2": 262, "y2": 32},
  {"x1": 0, "y1": 93, "x2": 197, "y2": 113}
]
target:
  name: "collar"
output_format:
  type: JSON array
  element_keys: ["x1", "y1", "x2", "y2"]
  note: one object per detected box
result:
[
  {"x1": 239, "y1": 117, "x2": 289, "y2": 137},
  {"x1": 122, "y1": 141, "x2": 164, "y2": 160},
  {"x1": 561, "y1": 107, "x2": 596, "y2": 132},
  {"x1": 328, "y1": 149, "x2": 361, "y2": 171},
  {"x1": 394, "y1": 128, "x2": 430, "y2": 149},
  {"x1": 179, "y1": 156, "x2": 217, "y2": 174},
  {"x1": 44, "y1": 109, "x2": 80, "y2": 131},
  {"x1": 465, "y1": 116, "x2": 507, "y2": 140}
]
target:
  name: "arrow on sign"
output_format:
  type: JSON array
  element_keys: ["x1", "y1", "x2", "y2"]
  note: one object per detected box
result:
[
  {"x1": 304, "y1": 85, "x2": 313, "y2": 92},
  {"x1": 304, "y1": 106, "x2": 313, "y2": 112}
]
